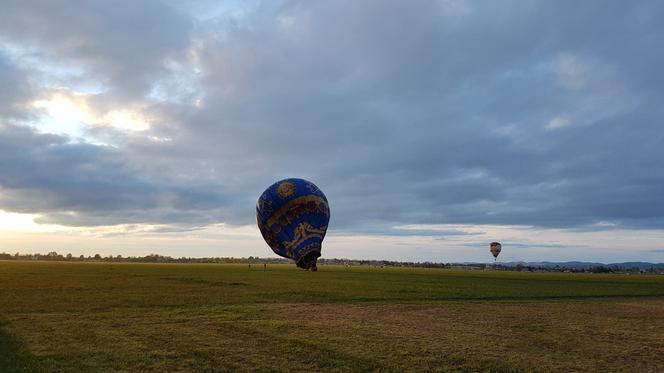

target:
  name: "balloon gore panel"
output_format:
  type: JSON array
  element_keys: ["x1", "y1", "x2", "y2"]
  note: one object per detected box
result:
[{"x1": 256, "y1": 178, "x2": 330, "y2": 264}]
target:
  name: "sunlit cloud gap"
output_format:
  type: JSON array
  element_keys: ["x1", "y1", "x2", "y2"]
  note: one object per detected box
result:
[{"x1": 31, "y1": 91, "x2": 150, "y2": 138}]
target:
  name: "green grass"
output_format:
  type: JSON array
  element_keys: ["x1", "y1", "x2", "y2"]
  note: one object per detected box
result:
[{"x1": 1, "y1": 261, "x2": 663, "y2": 372}]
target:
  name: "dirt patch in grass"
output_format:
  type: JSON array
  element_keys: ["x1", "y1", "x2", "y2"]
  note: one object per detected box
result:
[
  {"x1": 10, "y1": 299, "x2": 658, "y2": 372},
  {"x1": 273, "y1": 299, "x2": 664, "y2": 372}
]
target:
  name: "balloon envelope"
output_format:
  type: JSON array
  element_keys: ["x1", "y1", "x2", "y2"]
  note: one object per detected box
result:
[
  {"x1": 256, "y1": 178, "x2": 330, "y2": 268},
  {"x1": 489, "y1": 242, "x2": 502, "y2": 259}
]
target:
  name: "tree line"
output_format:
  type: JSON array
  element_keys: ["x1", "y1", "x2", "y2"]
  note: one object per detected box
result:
[{"x1": 0, "y1": 251, "x2": 661, "y2": 273}]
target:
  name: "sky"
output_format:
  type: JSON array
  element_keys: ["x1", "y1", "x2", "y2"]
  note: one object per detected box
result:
[{"x1": 0, "y1": 0, "x2": 663, "y2": 263}]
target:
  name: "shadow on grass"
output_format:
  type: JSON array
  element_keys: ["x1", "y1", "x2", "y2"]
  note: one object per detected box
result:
[{"x1": 0, "y1": 321, "x2": 41, "y2": 373}]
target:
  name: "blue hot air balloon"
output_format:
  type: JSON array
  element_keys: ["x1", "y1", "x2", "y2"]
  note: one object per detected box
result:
[{"x1": 256, "y1": 178, "x2": 330, "y2": 271}]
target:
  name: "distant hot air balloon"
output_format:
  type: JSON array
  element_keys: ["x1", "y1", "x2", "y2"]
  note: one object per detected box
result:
[
  {"x1": 256, "y1": 178, "x2": 330, "y2": 271},
  {"x1": 489, "y1": 242, "x2": 502, "y2": 260}
]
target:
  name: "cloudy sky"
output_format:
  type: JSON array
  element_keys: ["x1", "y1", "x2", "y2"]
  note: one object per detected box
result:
[{"x1": 0, "y1": 0, "x2": 663, "y2": 263}]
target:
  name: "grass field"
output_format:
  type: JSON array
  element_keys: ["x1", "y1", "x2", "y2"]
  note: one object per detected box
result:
[{"x1": 1, "y1": 261, "x2": 663, "y2": 372}]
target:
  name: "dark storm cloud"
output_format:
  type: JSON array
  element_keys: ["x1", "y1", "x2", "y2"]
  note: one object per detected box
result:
[
  {"x1": 0, "y1": 0, "x2": 662, "y2": 231},
  {"x1": 0, "y1": 0, "x2": 193, "y2": 98},
  {"x1": 0, "y1": 123, "x2": 228, "y2": 227}
]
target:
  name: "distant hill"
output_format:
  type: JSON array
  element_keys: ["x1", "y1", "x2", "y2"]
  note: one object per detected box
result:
[{"x1": 497, "y1": 261, "x2": 664, "y2": 270}]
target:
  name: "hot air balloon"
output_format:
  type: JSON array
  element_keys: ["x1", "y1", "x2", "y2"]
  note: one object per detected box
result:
[
  {"x1": 489, "y1": 242, "x2": 502, "y2": 260},
  {"x1": 256, "y1": 178, "x2": 330, "y2": 271}
]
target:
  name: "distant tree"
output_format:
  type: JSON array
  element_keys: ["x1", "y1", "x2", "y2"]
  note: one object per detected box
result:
[
  {"x1": 66, "y1": 253, "x2": 73, "y2": 260},
  {"x1": 515, "y1": 264, "x2": 524, "y2": 272},
  {"x1": 94, "y1": 254, "x2": 102, "y2": 260},
  {"x1": 590, "y1": 266, "x2": 612, "y2": 273}
]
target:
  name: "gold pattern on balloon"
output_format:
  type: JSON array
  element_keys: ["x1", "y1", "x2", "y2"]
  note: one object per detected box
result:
[
  {"x1": 277, "y1": 182, "x2": 296, "y2": 198},
  {"x1": 265, "y1": 195, "x2": 329, "y2": 228},
  {"x1": 282, "y1": 223, "x2": 327, "y2": 250}
]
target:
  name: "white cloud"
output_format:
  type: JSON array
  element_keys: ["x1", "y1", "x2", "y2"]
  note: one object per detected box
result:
[
  {"x1": 0, "y1": 210, "x2": 67, "y2": 233},
  {"x1": 546, "y1": 116, "x2": 570, "y2": 130}
]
